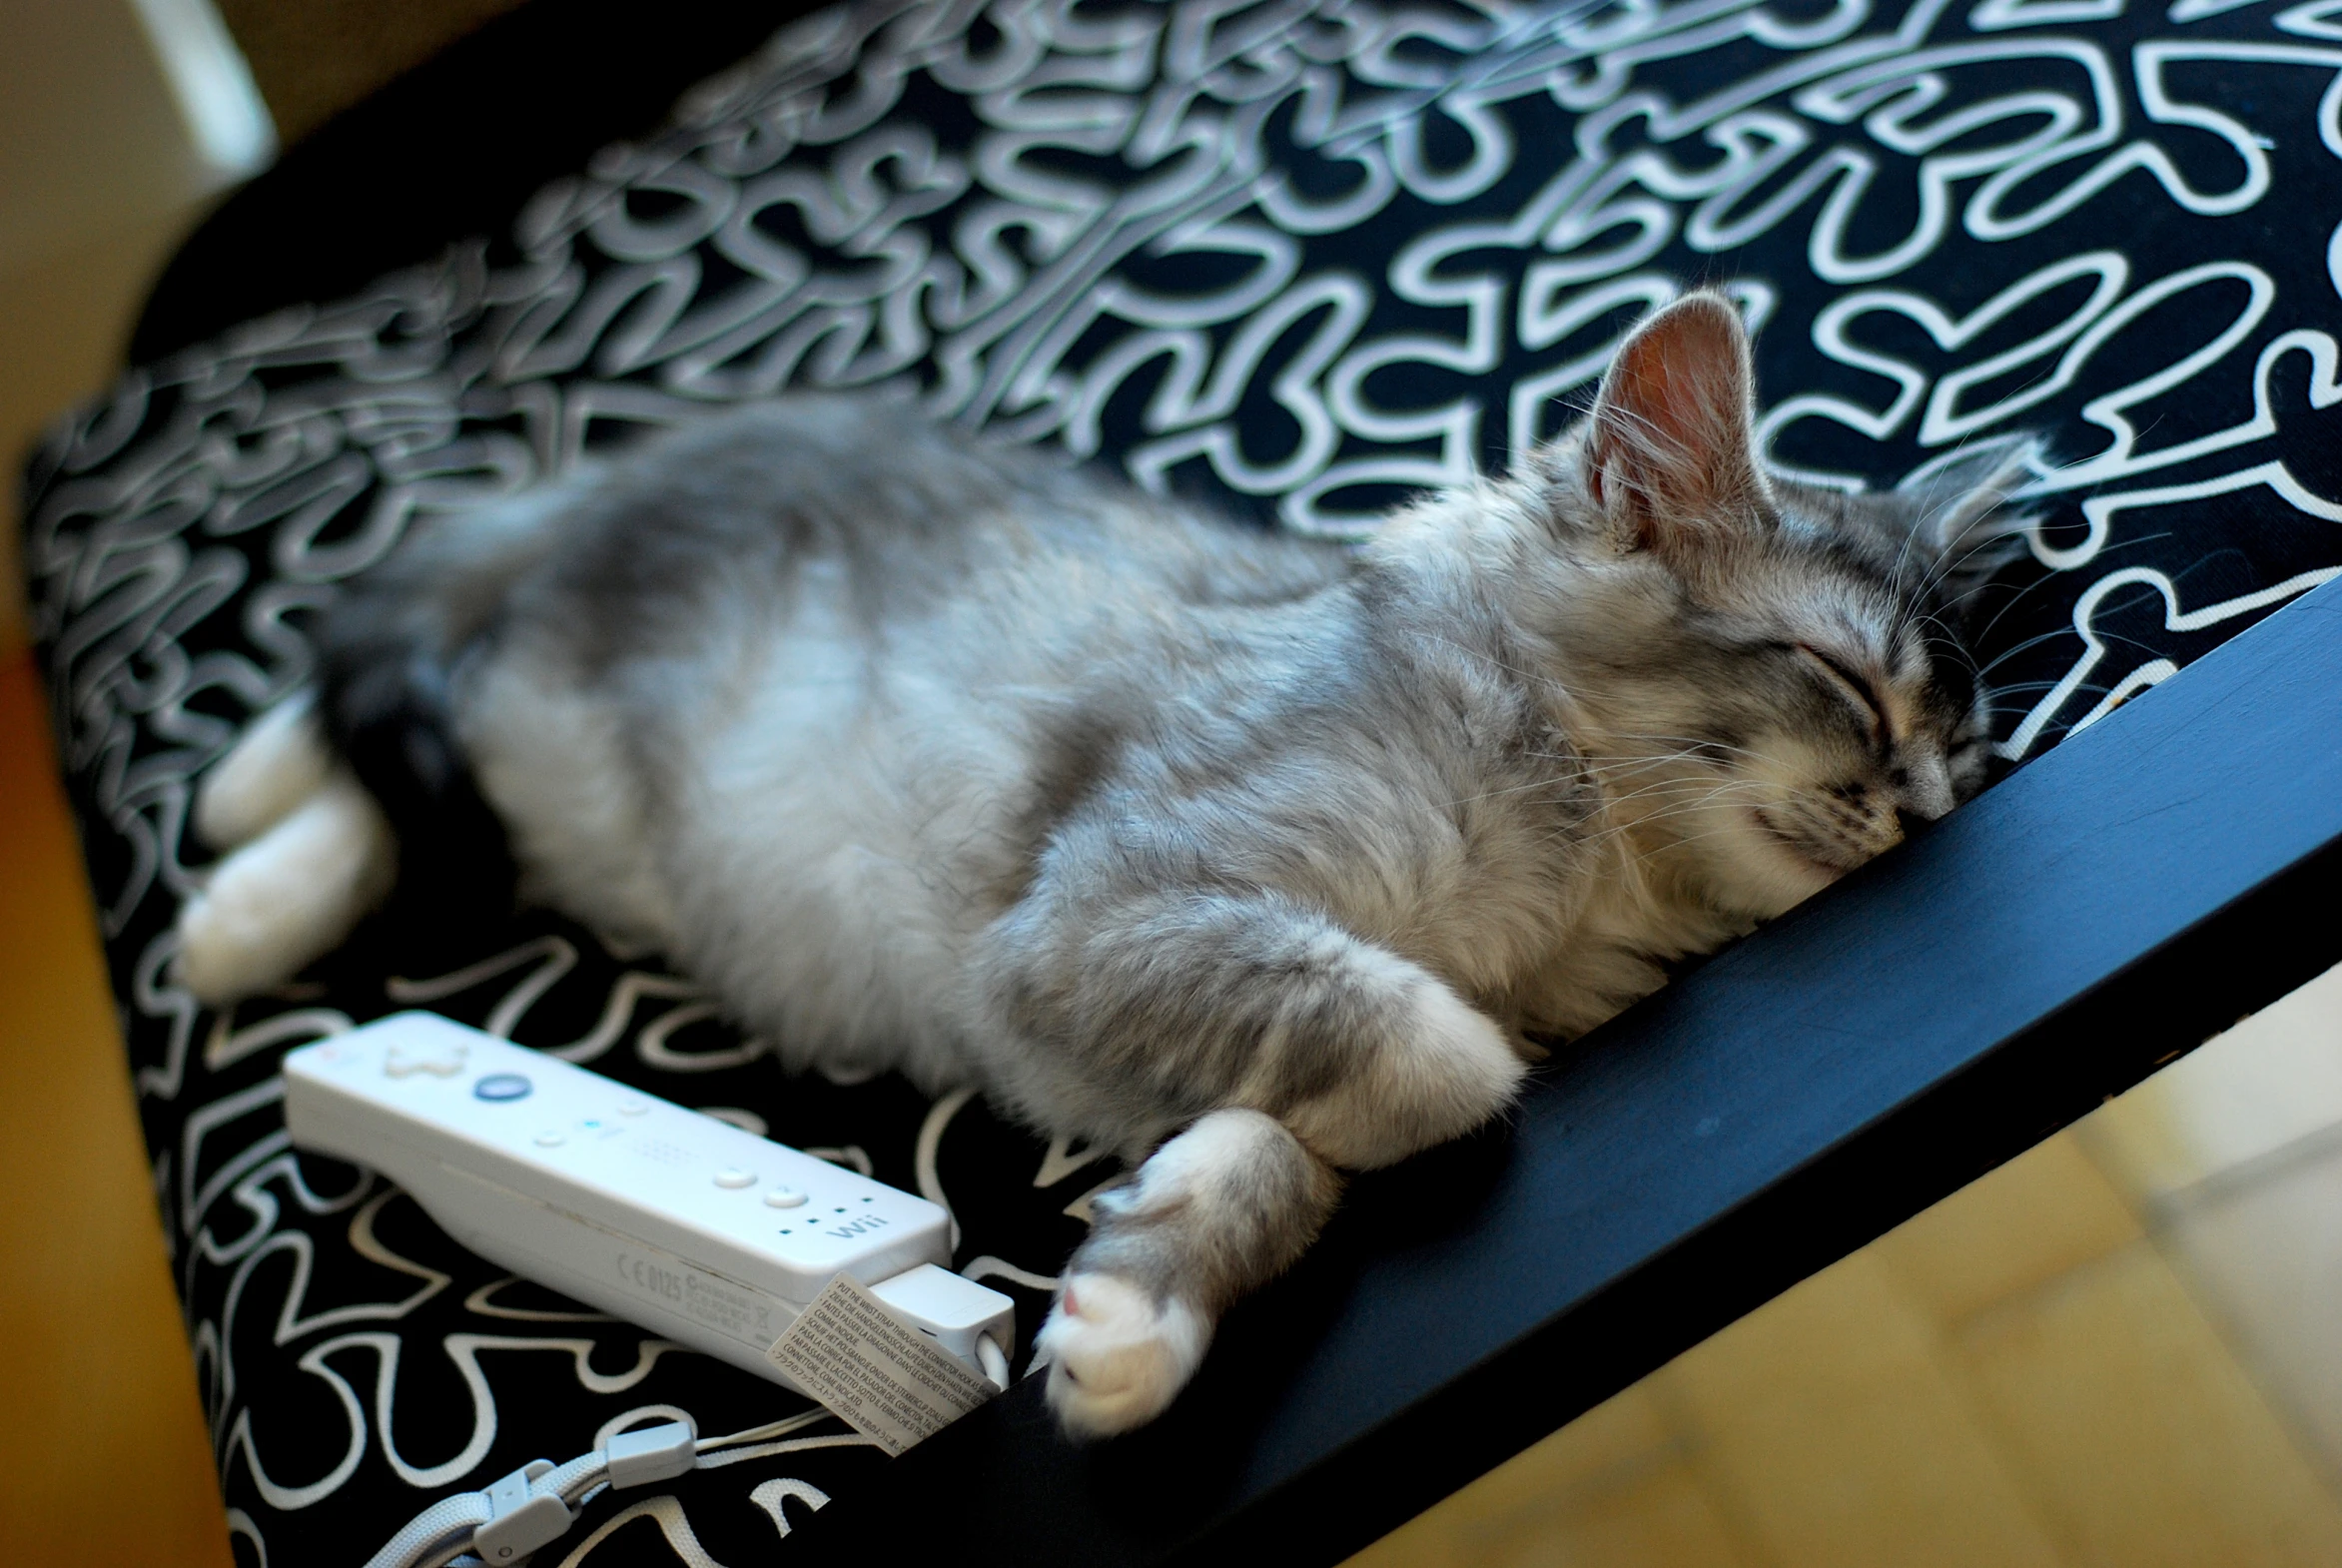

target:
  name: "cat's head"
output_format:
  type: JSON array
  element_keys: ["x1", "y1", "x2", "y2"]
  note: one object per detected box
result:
[{"x1": 1542, "y1": 290, "x2": 2037, "y2": 919}]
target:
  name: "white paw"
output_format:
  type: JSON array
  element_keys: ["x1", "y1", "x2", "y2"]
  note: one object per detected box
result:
[
  {"x1": 1038, "y1": 1273, "x2": 1209, "y2": 1438},
  {"x1": 1284, "y1": 960, "x2": 1526, "y2": 1168},
  {"x1": 1405, "y1": 980, "x2": 1531, "y2": 1124},
  {"x1": 176, "y1": 774, "x2": 393, "y2": 1005},
  {"x1": 194, "y1": 693, "x2": 331, "y2": 850}
]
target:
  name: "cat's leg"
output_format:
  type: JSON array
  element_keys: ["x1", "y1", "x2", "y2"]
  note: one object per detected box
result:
[
  {"x1": 1039, "y1": 1109, "x2": 1339, "y2": 1437},
  {"x1": 192, "y1": 691, "x2": 333, "y2": 850},
  {"x1": 995, "y1": 891, "x2": 1527, "y2": 1433},
  {"x1": 177, "y1": 769, "x2": 395, "y2": 1005}
]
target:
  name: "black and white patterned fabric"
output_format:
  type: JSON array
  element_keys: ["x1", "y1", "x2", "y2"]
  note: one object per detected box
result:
[{"x1": 23, "y1": 0, "x2": 2342, "y2": 1561}]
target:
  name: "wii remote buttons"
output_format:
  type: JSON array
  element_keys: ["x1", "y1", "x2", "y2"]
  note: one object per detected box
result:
[
  {"x1": 474, "y1": 1074, "x2": 532, "y2": 1102},
  {"x1": 764, "y1": 1186, "x2": 807, "y2": 1208},
  {"x1": 713, "y1": 1168, "x2": 756, "y2": 1189},
  {"x1": 386, "y1": 1038, "x2": 467, "y2": 1078}
]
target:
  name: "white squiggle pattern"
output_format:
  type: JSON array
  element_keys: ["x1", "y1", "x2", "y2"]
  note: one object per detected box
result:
[
  {"x1": 555, "y1": 1494, "x2": 730, "y2": 1568},
  {"x1": 23, "y1": 1, "x2": 2342, "y2": 1561},
  {"x1": 749, "y1": 1476, "x2": 835, "y2": 1539},
  {"x1": 2003, "y1": 562, "x2": 2342, "y2": 754}
]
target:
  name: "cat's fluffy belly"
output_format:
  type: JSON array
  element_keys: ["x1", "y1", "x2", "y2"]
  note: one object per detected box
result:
[{"x1": 178, "y1": 292, "x2": 2033, "y2": 1436}]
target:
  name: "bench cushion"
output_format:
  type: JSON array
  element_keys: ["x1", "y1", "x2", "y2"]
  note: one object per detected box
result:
[{"x1": 23, "y1": 0, "x2": 2342, "y2": 1561}]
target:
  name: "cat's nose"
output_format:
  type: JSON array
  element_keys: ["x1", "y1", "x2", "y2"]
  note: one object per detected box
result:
[{"x1": 1896, "y1": 755, "x2": 1956, "y2": 822}]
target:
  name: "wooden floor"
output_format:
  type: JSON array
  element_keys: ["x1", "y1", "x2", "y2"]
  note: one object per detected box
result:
[
  {"x1": 0, "y1": 70, "x2": 234, "y2": 1553},
  {"x1": 0, "y1": 647, "x2": 233, "y2": 1565}
]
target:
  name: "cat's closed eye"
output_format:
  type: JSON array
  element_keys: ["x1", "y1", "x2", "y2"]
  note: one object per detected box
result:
[{"x1": 1794, "y1": 643, "x2": 1885, "y2": 735}]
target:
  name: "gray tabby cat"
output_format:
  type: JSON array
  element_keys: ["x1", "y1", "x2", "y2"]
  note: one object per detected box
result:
[{"x1": 176, "y1": 293, "x2": 2032, "y2": 1436}]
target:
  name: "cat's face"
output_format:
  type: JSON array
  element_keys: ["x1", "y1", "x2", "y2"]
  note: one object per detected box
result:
[{"x1": 1561, "y1": 293, "x2": 2031, "y2": 919}]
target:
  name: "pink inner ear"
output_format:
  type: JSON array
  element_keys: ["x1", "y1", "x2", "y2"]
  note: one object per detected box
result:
[
  {"x1": 1614, "y1": 299, "x2": 1742, "y2": 456},
  {"x1": 1589, "y1": 294, "x2": 1758, "y2": 533}
]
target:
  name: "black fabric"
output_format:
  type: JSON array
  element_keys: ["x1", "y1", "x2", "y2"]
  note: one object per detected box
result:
[
  {"x1": 24, "y1": 1, "x2": 2342, "y2": 1563},
  {"x1": 129, "y1": 0, "x2": 818, "y2": 367}
]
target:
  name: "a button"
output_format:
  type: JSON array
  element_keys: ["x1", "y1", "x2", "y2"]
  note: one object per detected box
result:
[
  {"x1": 713, "y1": 1168, "x2": 756, "y2": 1189},
  {"x1": 534, "y1": 1131, "x2": 566, "y2": 1148},
  {"x1": 763, "y1": 1186, "x2": 807, "y2": 1208},
  {"x1": 473, "y1": 1074, "x2": 531, "y2": 1103},
  {"x1": 616, "y1": 1101, "x2": 649, "y2": 1117},
  {"x1": 386, "y1": 1041, "x2": 468, "y2": 1079}
]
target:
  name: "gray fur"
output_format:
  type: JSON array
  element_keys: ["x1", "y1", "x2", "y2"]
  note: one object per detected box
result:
[{"x1": 204, "y1": 293, "x2": 2031, "y2": 1434}]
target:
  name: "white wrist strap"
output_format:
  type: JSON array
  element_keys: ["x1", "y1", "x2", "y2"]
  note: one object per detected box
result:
[{"x1": 365, "y1": 1420, "x2": 698, "y2": 1568}]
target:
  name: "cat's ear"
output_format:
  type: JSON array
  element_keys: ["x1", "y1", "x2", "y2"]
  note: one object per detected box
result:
[
  {"x1": 1581, "y1": 292, "x2": 1768, "y2": 559},
  {"x1": 1898, "y1": 437, "x2": 2043, "y2": 614}
]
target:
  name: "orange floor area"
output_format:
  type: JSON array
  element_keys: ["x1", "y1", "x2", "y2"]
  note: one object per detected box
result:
[{"x1": 0, "y1": 650, "x2": 234, "y2": 1566}]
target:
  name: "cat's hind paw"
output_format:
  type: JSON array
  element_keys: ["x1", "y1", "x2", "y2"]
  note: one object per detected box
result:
[
  {"x1": 194, "y1": 691, "x2": 332, "y2": 851},
  {"x1": 1038, "y1": 1272, "x2": 1209, "y2": 1438},
  {"x1": 176, "y1": 774, "x2": 395, "y2": 1006}
]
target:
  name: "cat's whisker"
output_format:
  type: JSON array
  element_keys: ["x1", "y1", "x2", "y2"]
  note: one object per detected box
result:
[
  {"x1": 1439, "y1": 775, "x2": 1596, "y2": 810},
  {"x1": 1580, "y1": 756, "x2": 1727, "y2": 785},
  {"x1": 1527, "y1": 749, "x2": 1717, "y2": 770},
  {"x1": 1609, "y1": 732, "x2": 1772, "y2": 760},
  {"x1": 1596, "y1": 777, "x2": 1775, "y2": 811},
  {"x1": 1420, "y1": 632, "x2": 1543, "y2": 686},
  {"x1": 1974, "y1": 625, "x2": 2097, "y2": 678},
  {"x1": 1586, "y1": 790, "x2": 1786, "y2": 842},
  {"x1": 1581, "y1": 808, "x2": 1863, "y2": 869},
  {"x1": 1984, "y1": 679, "x2": 2114, "y2": 698},
  {"x1": 1441, "y1": 745, "x2": 1771, "y2": 812},
  {"x1": 1976, "y1": 618, "x2": 2169, "y2": 680},
  {"x1": 1965, "y1": 529, "x2": 2176, "y2": 654}
]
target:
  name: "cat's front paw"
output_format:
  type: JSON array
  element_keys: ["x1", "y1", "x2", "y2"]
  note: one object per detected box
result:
[{"x1": 1038, "y1": 1272, "x2": 1209, "y2": 1438}]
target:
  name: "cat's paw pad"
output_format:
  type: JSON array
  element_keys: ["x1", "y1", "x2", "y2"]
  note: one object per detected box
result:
[{"x1": 1038, "y1": 1273, "x2": 1209, "y2": 1438}]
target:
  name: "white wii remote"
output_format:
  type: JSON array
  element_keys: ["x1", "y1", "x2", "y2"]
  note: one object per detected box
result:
[{"x1": 283, "y1": 1013, "x2": 1014, "y2": 1389}]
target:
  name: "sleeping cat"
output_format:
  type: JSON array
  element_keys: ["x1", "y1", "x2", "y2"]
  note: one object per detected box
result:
[{"x1": 176, "y1": 292, "x2": 2033, "y2": 1438}]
